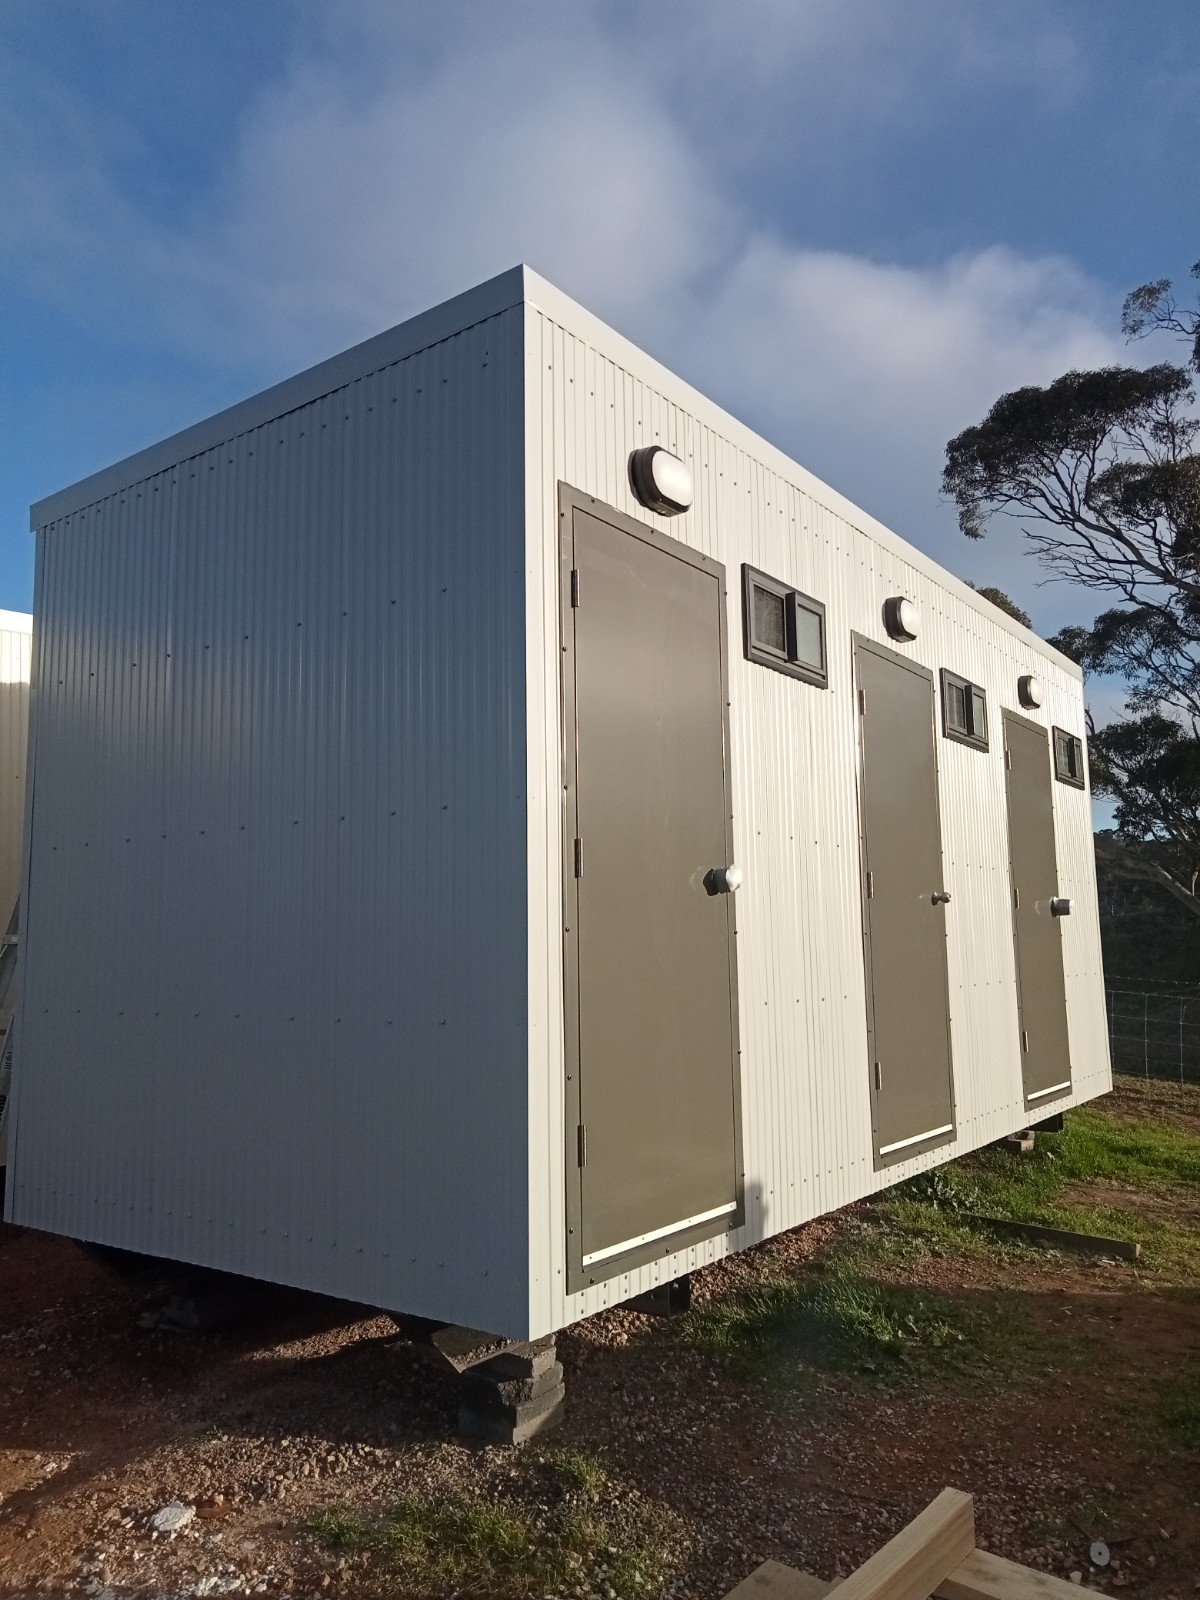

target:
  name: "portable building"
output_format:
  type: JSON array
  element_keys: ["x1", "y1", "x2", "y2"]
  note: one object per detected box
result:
[
  {"x1": 0, "y1": 608, "x2": 34, "y2": 1167},
  {"x1": 0, "y1": 611, "x2": 32, "y2": 926},
  {"x1": 5, "y1": 268, "x2": 1109, "y2": 1340}
]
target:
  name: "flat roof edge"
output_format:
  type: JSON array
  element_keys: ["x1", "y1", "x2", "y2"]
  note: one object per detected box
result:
[
  {"x1": 30, "y1": 262, "x2": 1079, "y2": 681},
  {"x1": 519, "y1": 268, "x2": 1082, "y2": 680},
  {"x1": 30, "y1": 266, "x2": 529, "y2": 529}
]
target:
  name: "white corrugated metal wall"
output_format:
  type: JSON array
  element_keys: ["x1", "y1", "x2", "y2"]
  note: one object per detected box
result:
[
  {"x1": 7, "y1": 265, "x2": 1109, "y2": 1344},
  {"x1": 10, "y1": 306, "x2": 533, "y2": 1334},
  {"x1": 522, "y1": 273, "x2": 1109, "y2": 1336},
  {"x1": 0, "y1": 612, "x2": 32, "y2": 926}
]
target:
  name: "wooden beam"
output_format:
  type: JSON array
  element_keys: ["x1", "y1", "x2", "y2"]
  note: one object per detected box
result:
[
  {"x1": 826, "y1": 1488, "x2": 975, "y2": 1600},
  {"x1": 723, "y1": 1562, "x2": 835, "y2": 1600},
  {"x1": 936, "y1": 1547, "x2": 1101, "y2": 1598},
  {"x1": 964, "y1": 1214, "x2": 1141, "y2": 1261}
]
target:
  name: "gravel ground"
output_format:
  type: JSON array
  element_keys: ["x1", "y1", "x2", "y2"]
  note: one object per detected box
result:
[{"x1": 2, "y1": 1089, "x2": 1199, "y2": 1598}]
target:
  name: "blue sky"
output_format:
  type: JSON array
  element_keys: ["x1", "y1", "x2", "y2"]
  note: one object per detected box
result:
[{"x1": 3, "y1": 0, "x2": 1198, "y2": 661}]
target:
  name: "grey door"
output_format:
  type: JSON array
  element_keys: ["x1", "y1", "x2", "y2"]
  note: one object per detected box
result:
[
  {"x1": 855, "y1": 638, "x2": 955, "y2": 1164},
  {"x1": 1003, "y1": 712, "x2": 1072, "y2": 1105},
  {"x1": 562, "y1": 492, "x2": 740, "y2": 1287}
]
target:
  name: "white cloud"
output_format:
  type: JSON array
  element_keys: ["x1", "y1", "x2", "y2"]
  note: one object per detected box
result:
[
  {"x1": 2, "y1": 0, "x2": 1126, "y2": 635},
  {"x1": 195, "y1": 29, "x2": 730, "y2": 362},
  {"x1": 668, "y1": 241, "x2": 1120, "y2": 584}
]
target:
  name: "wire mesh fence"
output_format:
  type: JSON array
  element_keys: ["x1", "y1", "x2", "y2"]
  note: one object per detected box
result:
[{"x1": 1106, "y1": 985, "x2": 1200, "y2": 1084}]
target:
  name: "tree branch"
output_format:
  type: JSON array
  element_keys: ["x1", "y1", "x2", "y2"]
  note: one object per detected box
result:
[{"x1": 1093, "y1": 835, "x2": 1200, "y2": 920}]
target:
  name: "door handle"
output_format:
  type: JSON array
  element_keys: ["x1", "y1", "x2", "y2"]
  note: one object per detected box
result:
[
  {"x1": 931, "y1": 890, "x2": 951, "y2": 906},
  {"x1": 1050, "y1": 897, "x2": 1071, "y2": 917},
  {"x1": 705, "y1": 865, "x2": 743, "y2": 896}
]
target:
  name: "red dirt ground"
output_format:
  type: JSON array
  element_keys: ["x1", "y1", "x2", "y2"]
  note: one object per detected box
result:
[{"x1": 1, "y1": 1086, "x2": 1199, "y2": 1598}]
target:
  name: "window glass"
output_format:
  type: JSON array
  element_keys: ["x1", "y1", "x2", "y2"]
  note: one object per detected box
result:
[
  {"x1": 941, "y1": 669, "x2": 988, "y2": 750},
  {"x1": 970, "y1": 687, "x2": 988, "y2": 741},
  {"x1": 947, "y1": 680, "x2": 968, "y2": 733},
  {"x1": 742, "y1": 565, "x2": 827, "y2": 688},
  {"x1": 753, "y1": 584, "x2": 787, "y2": 656},
  {"x1": 791, "y1": 601, "x2": 824, "y2": 672},
  {"x1": 1054, "y1": 727, "x2": 1086, "y2": 787}
]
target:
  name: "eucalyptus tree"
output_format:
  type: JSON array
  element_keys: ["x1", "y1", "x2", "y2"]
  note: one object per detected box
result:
[{"x1": 943, "y1": 260, "x2": 1200, "y2": 914}]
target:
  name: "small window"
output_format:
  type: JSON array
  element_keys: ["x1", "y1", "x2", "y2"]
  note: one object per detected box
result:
[
  {"x1": 742, "y1": 565, "x2": 827, "y2": 687},
  {"x1": 1053, "y1": 727, "x2": 1086, "y2": 788},
  {"x1": 941, "y1": 668, "x2": 988, "y2": 751}
]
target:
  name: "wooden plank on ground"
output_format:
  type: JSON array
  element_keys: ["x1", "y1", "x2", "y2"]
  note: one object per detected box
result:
[
  {"x1": 964, "y1": 1214, "x2": 1140, "y2": 1261},
  {"x1": 936, "y1": 1547, "x2": 1101, "y2": 1598},
  {"x1": 723, "y1": 1561, "x2": 835, "y2": 1600},
  {"x1": 824, "y1": 1488, "x2": 975, "y2": 1600}
]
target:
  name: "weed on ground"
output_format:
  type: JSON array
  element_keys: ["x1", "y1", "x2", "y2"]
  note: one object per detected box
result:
[
  {"x1": 689, "y1": 1080, "x2": 1200, "y2": 1390},
  {"x1": 875, "y1": 1086, "x2": 1200, "y2": 1278},
  {"x1": 688, "y1": 1247, "x2": 977, "y2": 1384},
  {"x1": 1157, "y1": 1371, "x2": 1200, "y2": 1450},
  {"x1": 309, "y1": 1449, "x2": 688, "y2": 1600}
]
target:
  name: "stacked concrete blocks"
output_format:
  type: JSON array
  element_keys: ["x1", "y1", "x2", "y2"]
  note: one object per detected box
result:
[{"x1": 458, "y1": 1336, "x2": 565, "y2": 1445}]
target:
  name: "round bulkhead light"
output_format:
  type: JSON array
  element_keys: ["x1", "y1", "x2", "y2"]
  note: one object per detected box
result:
[
  {"x1": 883, "y1": 595, "x2": 920, "y2": 642},
  {"x1": 1018, "y1": 674, "x2": 1044, "y2": 709},
  {"x1": 629, "y1": 446, "x2": 693, "y2": 516}
]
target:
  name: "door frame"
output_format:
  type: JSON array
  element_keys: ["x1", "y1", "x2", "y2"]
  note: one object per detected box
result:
[
  {"x1": 851, "y1": 633, "x2": 957, "y2": 1171},
  {"x1": 1001, "y1": 706, "x2": 1073, "y2": 1112},
  {"x1": 558, "y1": 482, "x2": 744, "y2": 1294}
]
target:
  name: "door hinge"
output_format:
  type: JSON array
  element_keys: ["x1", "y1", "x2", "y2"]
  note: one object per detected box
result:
[
  {"x1": 574, "y1": 837, "x2": 584, "y2": 877},
  {"x1": 1021, "y1": 1030, "x2": 1030, "y2": 1054},
  {"x1": 858, "y1": 688, "x2": 866, "y2": 715},
  {"x1": 1004, "y1": 746, "x2": 1012, "y2": 770},
  {"x1": 1014, "y1": 886, "x2": 1020, "y2": 909},
  {"x1": 570, "y1": 568, "x2": 581, "y2": 607},
  {"x1": 874, "y1": 1061, "x2": 882, "y2": 1092},
  {"x1": 866, "y1": 870, "x2": 875, "y2": 899},
  {"x1": 577, "y1": 1123, "x2": 587, "y2": 1167}
]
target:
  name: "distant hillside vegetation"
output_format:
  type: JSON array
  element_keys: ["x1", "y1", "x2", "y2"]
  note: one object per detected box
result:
[{"x1": 1096, "y1": 835, "x2": 1200, "y2": 991}]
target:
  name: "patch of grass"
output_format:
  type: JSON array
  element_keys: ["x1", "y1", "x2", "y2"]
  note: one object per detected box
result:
[
  {"x1": 1158, "y1": 1371, "x2": 1200, "y2": 1449},
  {"x1": 689, "y1": 1256, "x2": 972, "y2": 1381},
  {"x1": 877, "y1": 1104, "x2": 1200, "y2": 1277},
  {"x1": 535, "y1": 1448, "x2": 608, "y2": 1499},
  {"x1": 309, "y1": 1466, "x2": 686, "y2": 1600},
  {"x1": 975, "y1": 1106, "x2": 1200, "y2": 1202},
  {"x1": 310, "y1": 1504, "x2": 367, "y2": 1547}
]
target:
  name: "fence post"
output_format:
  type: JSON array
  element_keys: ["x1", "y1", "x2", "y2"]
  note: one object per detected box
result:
[
  {"x1": 1105, "y1": 984, "x2": 1199, "y2": 1084},
  {"x1": 1144, "y1": 990, "x2": 1149, "y2": 1079}
]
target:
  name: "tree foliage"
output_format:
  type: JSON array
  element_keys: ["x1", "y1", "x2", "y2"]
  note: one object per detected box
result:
[
  {"x1": 1051, "y1": 600, "x2": 1200, "y2": 725},
  {"x1": 1122, "y1": 258, "x2": 1200, "y2": 375},
  {"x1": 944, "y1": 363, "x2": 1199, "y2": 596},
  {"x1": 1087, "y1": 714, "x2": 1200, "y2": 890},
  {"x1": 968, "y1": 584, "x2": 1032, "y2": 628},
  {"x1": 945, "y1": 258, "x2": 1200, "y2": 927}
]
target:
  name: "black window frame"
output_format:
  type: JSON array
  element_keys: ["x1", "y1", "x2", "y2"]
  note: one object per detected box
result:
[
  {"x1": 1053, "y1": 726, "x2": 1086, "y2": 789},
  {"x1": 741, "y1": 564, "x2": 827, "y2": 688},
  {"x1": 940, "y1": 667, "x2": 989, "y2": 752}
]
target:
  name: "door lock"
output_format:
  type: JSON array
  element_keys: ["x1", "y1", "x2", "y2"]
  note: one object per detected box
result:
[
  {"x1": 931, "y1": 890, "x2": 951, "y2": 906},
  {"x1": 705, "y1": 864, "x2": 743, "y2": 896},
  {"x1": 1050, "y1": 896, "x2": 1071, "y2": 917}
]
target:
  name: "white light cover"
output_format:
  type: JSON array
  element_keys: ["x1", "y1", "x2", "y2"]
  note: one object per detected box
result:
[
  {"x1": 629, "y1": 446, "x2": 693, "y2": 515},
  {"x1": 884, "y1": 595, "x2": 920, "y2": 642},
  {"x1": 1018, "y1": 674, "x2": 1044, "y2": 709}
]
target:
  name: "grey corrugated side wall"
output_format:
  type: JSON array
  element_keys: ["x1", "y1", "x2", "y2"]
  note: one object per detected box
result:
[{"x1": 8, "y1": 290, "x2": 533, "y2": 1337}]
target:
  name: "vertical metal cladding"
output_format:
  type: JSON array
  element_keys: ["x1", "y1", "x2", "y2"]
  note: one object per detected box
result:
[
  {"x1": 8, "y1": 267, "x2": 1109, "y2": 1346},
  {"x1": 522, "y1": 276, "x2": 1108, "y2": 1336},
  {"x1": 0, "y1": 612, "x2": 32, "y2": 925},
  {"x1": 10, "y1": 307, "x2": 531, "y2": 1336}
]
